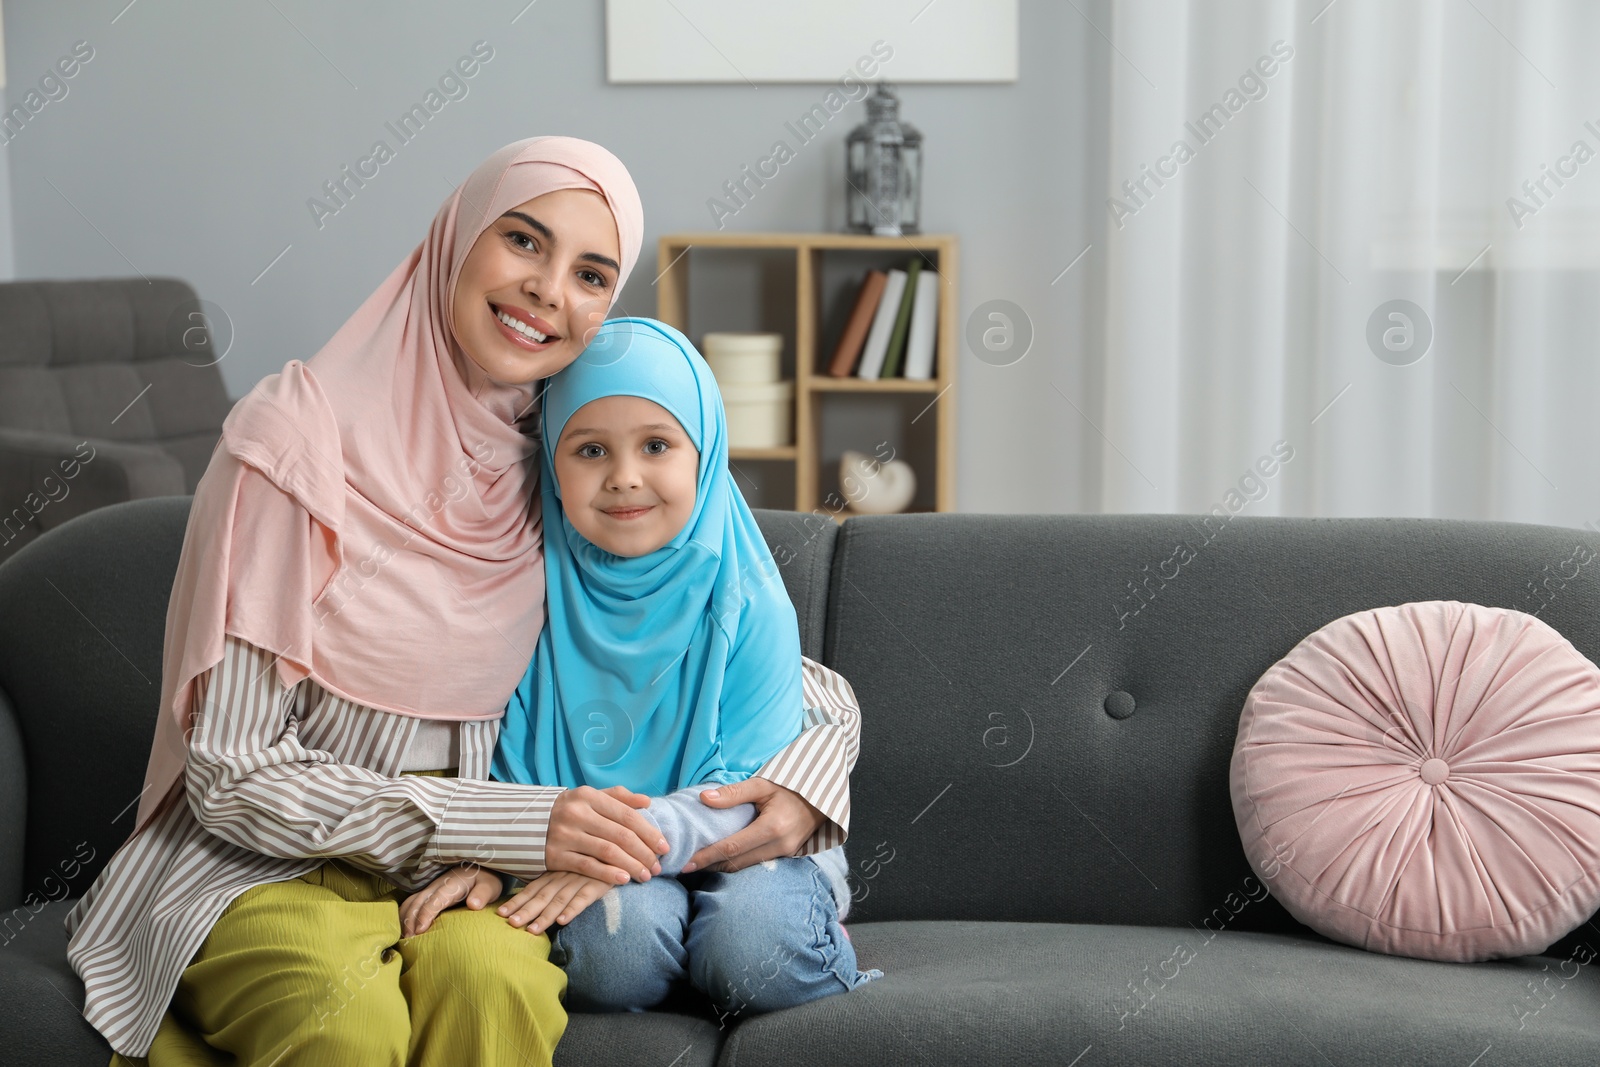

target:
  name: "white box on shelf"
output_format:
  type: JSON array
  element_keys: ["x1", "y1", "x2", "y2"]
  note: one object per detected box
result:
[
  {"x1": 722, "y1": 380, "x2": 794, "y2": 448},
  {"x1": 702, "y1": 332, "x2": 782, "y2": 384}
]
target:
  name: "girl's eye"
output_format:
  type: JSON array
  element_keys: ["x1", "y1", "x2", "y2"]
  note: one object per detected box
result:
[
  {"x1": 577, "y1": 443, "x2": 605, "y2": 459},
  {"x1": 643, "y1": 439, "x2": 668, "y2": 455}
]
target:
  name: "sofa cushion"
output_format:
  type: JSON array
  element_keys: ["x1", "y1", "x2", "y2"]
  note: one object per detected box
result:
[
  {"x1": 0, "y1": 367, "x2": 72, "y2": 433},
  {"x1": 0, "y1": 284, "x2": 50, "y2": 367},
  {"x1": 0, "y1": 900, "x2": 113, "y2": 1067},
  {"x1": 38, "y1": 279, "x2": 137, "y2": 366},
  {"x1": 0, "y1": 899, "x2": 725, "y2": 1067},
  {"x1": 823, "y1": 514, "x2": 1600, "y2": 937},
  {"x1": 750, "y1": 508, "x2": 837, "y2": 662},
  {"x1": 720, "y1": 919, "x2": 1600, "y2": 1066},
  {"x1": 135, "y1": 357, "x2": 234, "y2": 441},
  {"x1": 56, "y1": 363, "x2": 159, "y2": 441},
  {"x1": 144, "y1": 430, "x2": 218, "y2": 493},
  {"x1": 1233, "y1": 601, "x2": 1600, "y2": 962},
  {"x1": 557, "y1": 1012, "x2": 723, "y2": 1067}
]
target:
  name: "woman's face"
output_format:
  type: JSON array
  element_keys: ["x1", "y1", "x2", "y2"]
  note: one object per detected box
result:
[
  {"x1": 451, "y1": 188, "x2": 622, "y2": 384},
  {"x1": 552, "y1": 395, "x2": 700, "y2": 558}
]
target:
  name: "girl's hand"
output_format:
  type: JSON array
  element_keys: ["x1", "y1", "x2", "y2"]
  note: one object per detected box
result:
[
  {"x1": 548, "y1": 784, "x2": 669, "y2": 885},
  {"x1": 399, "y1": 864, "x2": 504, "y2": 937},
  {"x1": 684, "y1": 778, "x2": 824, "y2": 874},
  {"x1": 498, "y1": 870, "x2": 615, "y2": 933}
]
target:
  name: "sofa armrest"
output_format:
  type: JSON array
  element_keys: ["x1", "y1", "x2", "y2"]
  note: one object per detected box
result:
[
  {"x1": 0, "y1": 429, "x2": 187, "y2": 537},
  {"x1": 0, "y1": 686, "x2": 24, "y2": 910}
]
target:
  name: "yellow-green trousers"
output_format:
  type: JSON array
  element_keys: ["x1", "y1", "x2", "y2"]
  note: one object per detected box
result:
[{"x1": 110, "y1": 859, "x2": 567, "y2": 1067}]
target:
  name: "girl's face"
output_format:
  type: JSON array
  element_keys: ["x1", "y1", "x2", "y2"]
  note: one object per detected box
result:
[
  {"x1": 451, "y1": 188, "x2": 621, "y2": 385},
  {"x1": 552, "y1": 395, "x2": 699, "y2": 557}
]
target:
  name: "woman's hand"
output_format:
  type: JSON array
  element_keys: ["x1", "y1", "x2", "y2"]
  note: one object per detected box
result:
[
  {"x1": 547, "y1": 784, "x2": 669, "y2": 885},
  {"x1": 399, "y1": 863, "x2": 504, "y2": 937},
  {"x1": 683, "y1": 778, "x2": 825, "y2": 874},
  {"x1": 498, "y1": 871, "x2": 615, "y2": 934}
]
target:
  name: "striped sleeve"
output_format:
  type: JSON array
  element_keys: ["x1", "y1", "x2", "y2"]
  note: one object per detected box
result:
[
  {"x1": 186, "y1": 636, "x2": 565, "y2": 886},
  {"x1": 753, "y1": 656, "x2": 861, "y2": 856}
]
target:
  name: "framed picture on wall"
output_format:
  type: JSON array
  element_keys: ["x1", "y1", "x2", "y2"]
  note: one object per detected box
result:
[{"x1": 605, "y1": 0, "x2": 1018, "y2": 83}]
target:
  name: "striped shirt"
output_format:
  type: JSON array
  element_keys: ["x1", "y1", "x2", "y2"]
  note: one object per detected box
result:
[{"x1": 65, "y1": 635, "x2": 861, "y2": 1056}]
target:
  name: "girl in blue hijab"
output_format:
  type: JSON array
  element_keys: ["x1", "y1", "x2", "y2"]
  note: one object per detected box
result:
[
  {"x1": 496, "y1": 314, "x2": 804, "y2": 795},
  {"x1": 487, "y1": 317, "x2": 878, "y2": 1015}
]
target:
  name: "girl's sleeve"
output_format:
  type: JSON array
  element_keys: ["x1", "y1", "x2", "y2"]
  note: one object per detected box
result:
[
  {"x1": 644, "y1": 785, "x2": 756, "y2": 873},
  {"x1": 752, "y1": 657, "x2": 861, "y2": 856},
  {"x1": 184, "y1": 634, "x2": 567, "y2": 889}
]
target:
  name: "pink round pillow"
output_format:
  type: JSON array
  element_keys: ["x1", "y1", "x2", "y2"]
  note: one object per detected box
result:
[{"x1": 1231, "y1": 600, "x2": 1600, "y2": 962}]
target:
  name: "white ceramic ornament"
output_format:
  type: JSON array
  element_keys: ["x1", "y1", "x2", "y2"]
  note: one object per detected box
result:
[{"x1": 839, "y1": 450, "x2": 917, "y2": 514}]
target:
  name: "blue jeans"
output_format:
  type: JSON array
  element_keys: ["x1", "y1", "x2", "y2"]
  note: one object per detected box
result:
[{"x1": 549, "y1": 855, "x2": 882, "y2": 1020}]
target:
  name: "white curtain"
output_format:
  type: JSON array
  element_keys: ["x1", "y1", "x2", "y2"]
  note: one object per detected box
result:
[{"x1": 1100, "y1": 0, "x2": 1600, "y2": 529}]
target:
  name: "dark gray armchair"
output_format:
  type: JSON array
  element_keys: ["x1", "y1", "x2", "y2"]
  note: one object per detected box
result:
[{"x1": 0, "y1": 278, "x2": 233, "y2": 561}]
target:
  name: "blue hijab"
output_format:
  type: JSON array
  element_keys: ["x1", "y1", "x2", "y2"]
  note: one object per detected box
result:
[{"x1": 492, "y1": 317, "x2": 804, "y2": 795}]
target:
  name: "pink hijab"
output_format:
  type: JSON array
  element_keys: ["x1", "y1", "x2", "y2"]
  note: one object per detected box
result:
[{"x1": 134, "y1": 136, "x2": 644, "y2": 830}]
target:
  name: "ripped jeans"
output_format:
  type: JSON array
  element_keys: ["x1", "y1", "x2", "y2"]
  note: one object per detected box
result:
[{"x1": 549, "y1": 852, "x2": 882, "y2": 1023}]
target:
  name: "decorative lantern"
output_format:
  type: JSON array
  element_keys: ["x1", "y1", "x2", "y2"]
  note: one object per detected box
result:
[{"x1": 845, "y1": 82, "x2": 922, "y2": 236}]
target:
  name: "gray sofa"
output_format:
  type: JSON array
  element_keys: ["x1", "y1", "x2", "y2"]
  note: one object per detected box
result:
[
  {"x1": 1, "y1": 496, "x2": 1598, "y2": 1066},
  {"x1": 0, "y1": 278, "x2": 232, "y2": 563}
]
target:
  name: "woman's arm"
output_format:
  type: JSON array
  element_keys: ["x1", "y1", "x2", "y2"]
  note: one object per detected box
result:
[
  {"x1": 400, "y1": 783, "x2": 755, "y2": 936},
  {"x1": 184, "y1": 635, "x2": 665, "y2": 889},
  {"x1": 763, "y1": 656, "x2": 861, "y2": 848},
  {"x1": 685, "y1": 656, "x2": 861, "y2": 872}
]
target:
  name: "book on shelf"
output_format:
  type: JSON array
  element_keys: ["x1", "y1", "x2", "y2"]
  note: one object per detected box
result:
[
  {"x1": 856, "y1": 268, "x2": 907, "y2": 379},
  {"x1": 902, "y1": 268, "x2": 940, "y2": 380},
  {"x1": 826, "y1": 269, "x2": 888, "y2": 377},
  {"x1": 879, "y1": 257, "x2": 922, "y2": 378}
]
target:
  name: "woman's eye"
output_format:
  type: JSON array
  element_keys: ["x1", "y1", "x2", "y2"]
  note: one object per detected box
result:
[
  {"x1": 643, "y1": 439, "x2": 668, "y2": 455},
  {"x1": 580, "y1": 269, "x2": 609, "y2": 288},
  {"x1": 507, "y1": 230, "x2": 537, "y2": 252}
]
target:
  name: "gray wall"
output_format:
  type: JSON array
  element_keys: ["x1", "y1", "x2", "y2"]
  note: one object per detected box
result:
[{"x1": 1, "y1": 0, "x2": 1105, "y2": 514}]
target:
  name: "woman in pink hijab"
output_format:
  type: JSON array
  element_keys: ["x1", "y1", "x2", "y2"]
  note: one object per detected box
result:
[{"x1": 64, "y1": 137, "x2": 864, "y2": 1067}]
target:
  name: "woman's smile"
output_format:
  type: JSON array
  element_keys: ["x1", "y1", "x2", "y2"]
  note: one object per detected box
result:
[{"x1": 490, "y1": 302, "x2": 561, "y2": 351}]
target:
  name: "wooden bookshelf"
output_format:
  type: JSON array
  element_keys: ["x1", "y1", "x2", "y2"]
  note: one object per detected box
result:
[
  {"x1": 727, "y1": 445, "x2": 799, "y2": 460},
  {"x1": 656, "y1": 232, "x2": 958, "y2": 516},
  {"x1": 807, "y1": 377, "x2": 943, "y2": 392}
]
